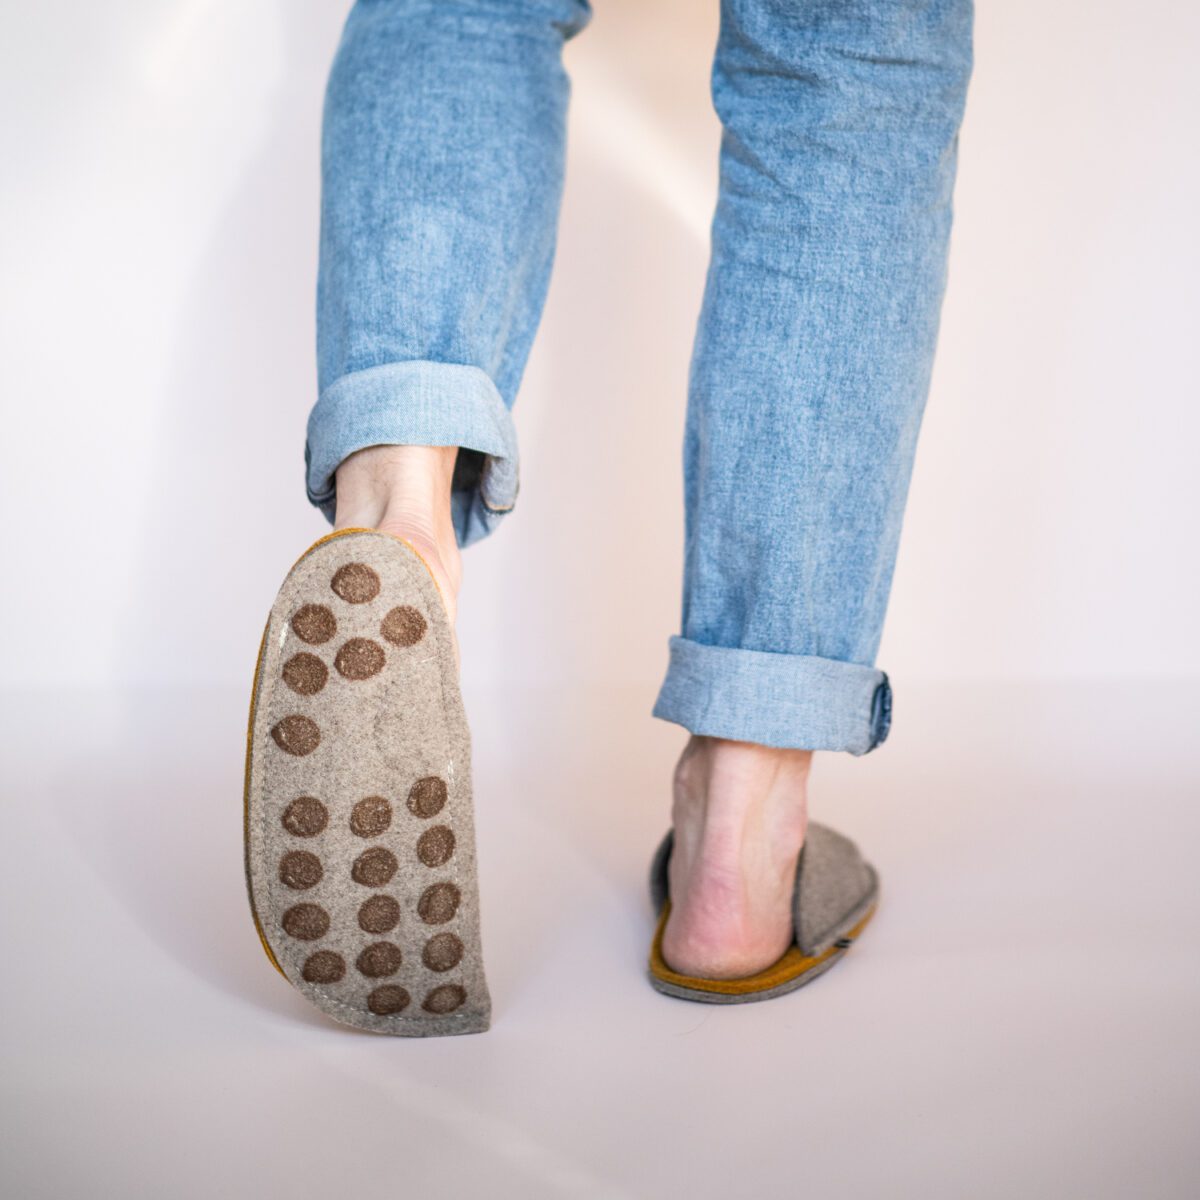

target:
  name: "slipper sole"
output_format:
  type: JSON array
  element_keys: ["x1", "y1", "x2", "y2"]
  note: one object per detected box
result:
[
  {"x1": 646, "y1": 868, "x2": 878, "y2": 1005},
  {"x1": 243, "y1": 527, "x2": 490, "y2": 1036}
]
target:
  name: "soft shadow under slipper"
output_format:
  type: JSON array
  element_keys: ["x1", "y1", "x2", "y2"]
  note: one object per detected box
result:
[
  {"x1": 243, "y1": 527, "x2": 490, "y2": 1036},
  {"x1": 646, "y1": 823, "x2": 879, "y2": 1003}
]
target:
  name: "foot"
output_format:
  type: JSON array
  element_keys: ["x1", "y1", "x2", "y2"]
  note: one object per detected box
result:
[
  {"x1": 333, "y1": 444, "x2": 462, "y2": 627},
  {"x1": 660, "y1": 735, "x2": 811, "y2": 979}
]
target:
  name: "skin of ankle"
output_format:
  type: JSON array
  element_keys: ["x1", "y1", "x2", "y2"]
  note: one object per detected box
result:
[{"x1": 671, "y1": 736, "x2": 811, "y2": 854}]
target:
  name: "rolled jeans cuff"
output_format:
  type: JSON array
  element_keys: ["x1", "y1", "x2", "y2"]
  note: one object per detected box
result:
[
  {"x1": 652, "y1": 636, "x2": 892, "y2": 755},
  {"x1": 304, "y1": 361, "x2": 520, "y2": 548}
]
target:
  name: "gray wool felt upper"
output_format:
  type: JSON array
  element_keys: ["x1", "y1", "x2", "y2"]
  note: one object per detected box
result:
[
  {"x1": 649, "y1": 822, "x2": 878, "y2": 959},
  {"x1": 245, "y1": 530, "x2": 490, "y2": 1036}
]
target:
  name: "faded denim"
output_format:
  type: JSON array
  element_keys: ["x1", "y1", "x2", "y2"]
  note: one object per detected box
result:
[{"x1": 306, "y1": 0, "x2": 973, "y2": 755}]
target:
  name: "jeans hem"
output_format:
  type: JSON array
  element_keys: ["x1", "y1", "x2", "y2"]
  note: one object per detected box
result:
[
  {"x1": 651, "y1": 636, "x2": 892, "y2": 755},
  {"x1": 304, "y1": 361, "x2": 519, "y2": 548}
]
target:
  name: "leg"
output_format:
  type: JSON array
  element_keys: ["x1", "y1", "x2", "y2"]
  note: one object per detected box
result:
[
  {"x1": 307, "y1": 0, "x2": 593, "y2": 619},
  {"x1": 658, "y1": 0, "x2": 973, "y2": 975}
]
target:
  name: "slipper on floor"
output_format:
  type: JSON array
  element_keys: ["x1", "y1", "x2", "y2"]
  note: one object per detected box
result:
[
  {"x1": 243, "y1": 527, "x2": 490, "y2": 1036},
  {"x1": 646, "y1": 823, "x2": 879, "y2": 1003}
]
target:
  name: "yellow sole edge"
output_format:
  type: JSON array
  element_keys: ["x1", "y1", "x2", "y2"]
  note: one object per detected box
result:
[{"x1": 648, "y1": 898, "x2": 877, "y2": 997}]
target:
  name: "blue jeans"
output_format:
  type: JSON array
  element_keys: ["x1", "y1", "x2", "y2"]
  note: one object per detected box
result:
[{"x1": 306, "y1": 0, "x2": 973, "y2": 755}]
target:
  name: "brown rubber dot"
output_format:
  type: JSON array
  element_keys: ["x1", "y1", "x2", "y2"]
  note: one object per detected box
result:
[
  {"x1": 358, "y1": 894, "x2": 401, "y2": 934},
  {"x1": 350, "y1": 795, "x2": 392, "y2": 838},
  {"x1": 422, "y1": 984, "x2": 467, "y2": 1015},
  {"x1": 291, "y1": 604, "x2": 336, "y2": 645},
  {"x1": 351, "y1": 846, "x2": 398, "y2": 887},
  {"x1": 416, "y1": 825, "x2": 455, "y2": 867},
  {"x1": 270, "y1": 715, "x2": 320, "y2": 756},
  {"x1": 281, "y1": 796, "x2": 328, "y2": 838},
  {"x1": 280, "y1": 903, "x2": 329, "y2": 941},
  {"x1": 302, "y1": 950, "x2": 346, "y2": 984},
  {"x1": 381, "y1": 605, "x2": 428, "y2": 647},
  {"x1": 407, "y1": 776, "x2": 447, "y2": 819},
  {"x1": 417, "y1": 882, "x2": 461, "y2": 925},
  {"x1": 331, "y1": 562, "x2": 381, "y2": 604},
  {"x1": 282, "y1": 652, "x2": 328, "y2": 696},
  {"x1": 367, "y1": 985, "x2": 410, "y2": 1015},
  {"x1": 334, "y1": 638, "x2": 386, "y2": 680},
  {"x1": 356, "y1": 941, "x2": 403, "y2": 978},
  {"x1": 422, "y1": 932, "x2": 464, "y2": 973},
  {"x1": 279, "y1": 850, "x2": 323, "y2": 890}
]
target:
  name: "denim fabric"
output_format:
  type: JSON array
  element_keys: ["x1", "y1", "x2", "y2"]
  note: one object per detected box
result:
[
  {"x1": 309, "y1": 0, "x2": 589, "y2": 545},
  {"x1": 307, "y1": 0, "x2": 972, "y2": 754}
]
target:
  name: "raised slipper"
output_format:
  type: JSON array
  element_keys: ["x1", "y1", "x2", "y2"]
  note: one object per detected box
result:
[
  {"x1": 243, "y1": 527, "x2": 490, "y2": 1036},
  {"x1": 646, "y1": 822, "x2": 879, "y2": 1004}
]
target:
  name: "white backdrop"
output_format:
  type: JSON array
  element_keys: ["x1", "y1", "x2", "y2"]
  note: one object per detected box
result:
[
  {"x1": 3, "y1": 0, "x2": 1198, "y2": 693},
  {"x1": 4, "y1": 8, "x2": 1199, "y2": 1197}
]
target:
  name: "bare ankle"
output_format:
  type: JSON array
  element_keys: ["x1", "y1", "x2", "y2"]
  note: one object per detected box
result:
[
  {"x1": 334, "y1": 445, "x2": 457, "y2": 523},
  {"x1": 672, "y1": 736, "x2": 812, "y2": 846}
]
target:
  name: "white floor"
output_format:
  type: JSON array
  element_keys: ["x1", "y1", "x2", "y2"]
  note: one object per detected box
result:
[{"x1": 1, "y1": 679, "x2": 1197, "y2": 1199}]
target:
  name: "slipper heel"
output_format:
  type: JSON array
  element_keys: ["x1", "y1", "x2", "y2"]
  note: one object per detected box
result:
[
  {"x1": 645, "y1": 823, "x2": 878, "y2": 1005},
  {"x1": 244, "y1": 528, "x2": 490, "y2": 1036}
]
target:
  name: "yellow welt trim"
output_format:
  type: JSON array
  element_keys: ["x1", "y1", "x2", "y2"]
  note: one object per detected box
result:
[
  {"x1": 244, "y1": 612, "x2": 285, "y2": 977},
  {"x1": 648, "y1": 899, "x2": 876, "y2": 996}
]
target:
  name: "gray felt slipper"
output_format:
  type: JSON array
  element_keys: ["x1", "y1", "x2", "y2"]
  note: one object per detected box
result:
[
  {"x1": 243, "y1": 527, "x2": 490, "y2": 1036},
  {"x1": 646, "y1": 823, "x2": 879, "y2": 1004}
]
